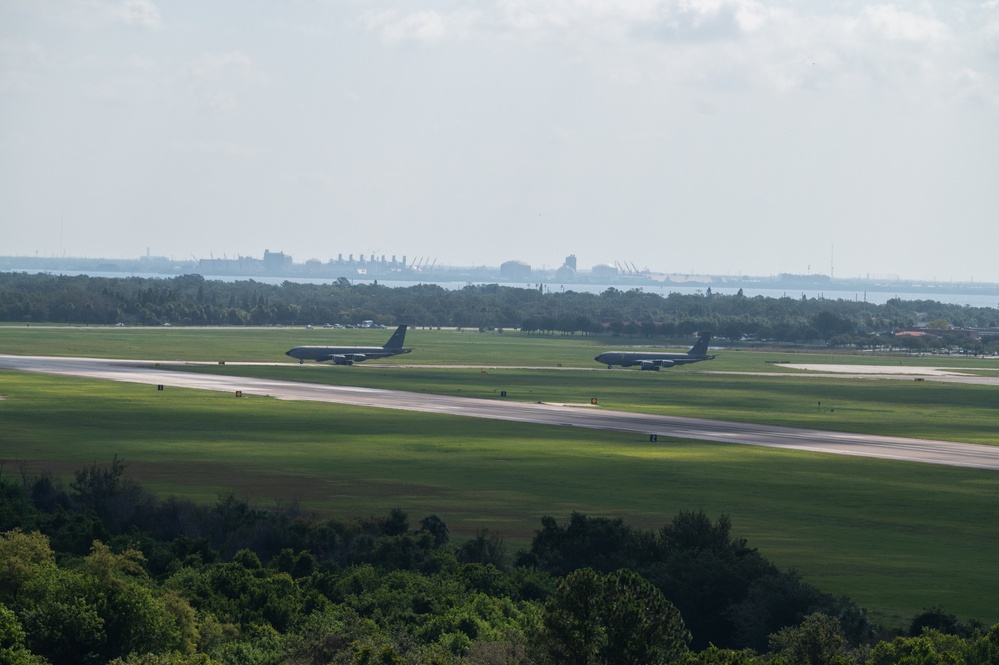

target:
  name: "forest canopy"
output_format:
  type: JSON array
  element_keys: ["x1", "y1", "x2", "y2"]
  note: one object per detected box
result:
[
  {"x1": 2, "y1": 272, "x2": 998, "y2": 351},
  {"x1": 1, "y1": 461, "x2": 996, "y2": 665}
]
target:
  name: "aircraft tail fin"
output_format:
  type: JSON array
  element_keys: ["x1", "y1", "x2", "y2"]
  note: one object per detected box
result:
[
  {"x1": 383, "y1": 325, "x2": 408, "y2": 349},
  {"x1": 688, "y1": 331, "x2": 712, "y2": 357}
]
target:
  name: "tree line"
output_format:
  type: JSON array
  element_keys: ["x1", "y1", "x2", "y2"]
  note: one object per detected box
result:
[
  {"x1": 1, "y1": 459, "x2": 996, "y2": 665},
  {"x1": 2, "y1": 272, "x2": 999, "y2": 352}
]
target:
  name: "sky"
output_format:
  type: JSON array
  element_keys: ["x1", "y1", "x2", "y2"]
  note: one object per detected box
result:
[{"x1": 2, "y1": 0, "x2": 998, "y2": 282}]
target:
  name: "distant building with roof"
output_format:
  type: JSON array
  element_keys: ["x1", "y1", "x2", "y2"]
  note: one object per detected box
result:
[{"x1": 500, "y1": 260, "x2": 531, "y2": 280}]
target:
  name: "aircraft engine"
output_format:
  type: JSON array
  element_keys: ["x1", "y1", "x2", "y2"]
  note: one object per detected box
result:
[
  {"x1": 658, "y1": 359, "x2": 675, "y2": 368},
  {"x1": 640, "y1": 361, "x2": 661, "y2": 371}
]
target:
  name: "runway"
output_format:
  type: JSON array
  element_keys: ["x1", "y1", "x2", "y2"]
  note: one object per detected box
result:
[{"x1": 2, "y1": 354, "x2": 998, "y2": 471}]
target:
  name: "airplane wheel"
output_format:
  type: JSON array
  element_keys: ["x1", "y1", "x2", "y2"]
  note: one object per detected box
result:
[{"x1": 300, "y1": 359, "x2": 304, "y2": 364}]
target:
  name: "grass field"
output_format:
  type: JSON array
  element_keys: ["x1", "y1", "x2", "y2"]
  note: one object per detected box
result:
[
  {"x1": 175, "y1": 363, "x2": 999, "y2": 446},
  {"x1": 2, "y1": 325, "x2": 998, "y2": 626},
  {"x1": 4, "y1": 322, "x2": 999, "y2": 371}
]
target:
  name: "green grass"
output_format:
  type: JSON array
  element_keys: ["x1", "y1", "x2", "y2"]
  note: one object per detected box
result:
[
  {"x1": 4, "y1": 324, "x2": 999, "y2": 371},
  {"x1": 2, "y1": 370, "x2": 997, "y2": 625},
  {"x1": 1, "y1": 325, "x2": 595, "y2": 364},
  {"x1": 2, "y1": 325, "x2": 999, "y2": 626},
  {"x1": 169, "y1": 363, "x2": 999, "y2": 446},
  {"x1": 5, "y1": 326, "x2": 997, "y2": 445}
]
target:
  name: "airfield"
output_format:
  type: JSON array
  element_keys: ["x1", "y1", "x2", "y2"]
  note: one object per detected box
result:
[
  {"x1": 3, "y1": 327, "x2": 998, "y2": 625},
  {"x1": 2, "y1": 354, "x2": 998, "y2": 470},
  {"x1": 3, "y1": 354, "x2": 999, "y2": 470}
]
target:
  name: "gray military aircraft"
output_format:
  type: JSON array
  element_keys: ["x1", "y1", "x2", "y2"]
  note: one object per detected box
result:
[
  {"x1": 286, "y1": 325, "x2": 411, "y2": 365},
  {"x1": 594, "y1": 332, "x2": 715, "y2": 370}
]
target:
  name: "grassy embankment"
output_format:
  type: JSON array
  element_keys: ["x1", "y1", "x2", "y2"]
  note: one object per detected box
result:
[{"x1": 1, "y1": 325, "x2": 998, "y2": 626}]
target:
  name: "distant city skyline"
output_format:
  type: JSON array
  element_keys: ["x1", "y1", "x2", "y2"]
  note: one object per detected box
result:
[
  {"x1": 4, "y1": 246, "x2": 995, "y2": 286},
  {"x1": 3, "y1": 1, "x2": 997, "y2": 282},
  {"x1": 4, "y1": 241, "x2": 999, "y2": 284}
]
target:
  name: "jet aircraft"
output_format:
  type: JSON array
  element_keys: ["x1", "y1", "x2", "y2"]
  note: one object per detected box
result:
[
  {"x1": 286, "y1": 325, "x2": 411, "y2": 365},
  {"x1": 594, "y1": 332, "x2": 715, "y2": 370}
]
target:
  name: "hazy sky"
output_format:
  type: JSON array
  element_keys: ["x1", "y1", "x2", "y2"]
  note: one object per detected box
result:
[{"x1": 2, "y1": 0, "x2": 998, "y2": 281}]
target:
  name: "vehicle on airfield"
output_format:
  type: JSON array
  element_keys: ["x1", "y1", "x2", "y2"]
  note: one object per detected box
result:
[
  {"x1": 594, "y1": 332, "x2": 715, "y2": 370},
  {"x1": 285, "y1": 325, "x2": 411, "y2": 365}
]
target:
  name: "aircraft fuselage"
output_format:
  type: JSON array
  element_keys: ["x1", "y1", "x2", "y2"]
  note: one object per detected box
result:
[
  {"x1": 594, "y1": 333, "x2": 715, "y2": 370},
  {"x1": 286, "y1": 324, "x2": 411, "y2": 364},
  {"x1": 593, "y1": 351, "x2": 710, "y2": 369},
  {"x1": 285, "y1": 346, "x2": 411, "y2": 364}
]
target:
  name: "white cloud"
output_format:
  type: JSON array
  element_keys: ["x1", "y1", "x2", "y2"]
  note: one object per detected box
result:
[
  {"x1": 0, "y1": 38, "x2": 45, "y2": 92},
  {"x1": 953, "y1": 67, "x2": 999, "y2": 106},
  {"x1": 93, "y1": 75, "x2": 157, "y2": 102},
  {"x1": 983, "y1": 13, "x2": 999, "y2": 54},
  {"x1": 350, "y1": 1, "x2": 994, "y2": 102},
  {"x1": 179, "y1": 53, "x2": 269, "y2": 116},
  {"x1": 359, "y1": 0, "x2": 772, "y2": 47},
  {"x1": 8, "y1": 0, "x2": 162, "y2": 29},
  {"x1": 190, "y1": 52, "x2": 270, "y2": 85},
  {"x1": 128, "y1": 54, "x2": 154, "y2": 70},
  {"x1": 547, "y1": 126, "x2": 572, "y2": 143},
  {"x1": 198, "y1": 89, "x2": 240, "y2": 115},
  {"x1": 277, "y1": 171, "x2": 337, "y2": 187},
  {"x1": 855, "y1": 5, "x2": 950, "y2": 44},
  {"x1": 111, "y1": 0, "x2": 160, "y2": 28},
  {"x1": 641, "y1": 0, "x2": 768, "y2": 43},
  {"x1": 358, "y1": 9, "x2": 479, "y2": 45},
  {"x1": 0, "y1": 37, "x2": 46, "y2": 66},
  {"x1": 170, "y1": 140, "x2": 262, "y2": 157}
]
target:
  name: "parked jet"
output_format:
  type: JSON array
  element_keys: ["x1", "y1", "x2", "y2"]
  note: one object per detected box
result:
[
  {"x1": 286, "y1": 325, "x2": 411, "y2": 365},
  {"x1": 594, "y1": 332, "x2": 715, "y2": 370}
]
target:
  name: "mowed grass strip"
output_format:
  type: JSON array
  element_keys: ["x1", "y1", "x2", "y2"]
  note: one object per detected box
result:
[
  {"x1": 4, "y1": 324, "x2": 999, "y2": 372},
  {"x1": 18, "y1": 326, "x2": 999, "y2": 447},
  {"x1": 174, "y1": 363, "x2": 999, "y2": 446},
  {"x1": 0, "y1": 325, "x2": 602, "y2": 365},
  {"x1": 1, "y1": 369, "x2": 997, "y2": 627}
]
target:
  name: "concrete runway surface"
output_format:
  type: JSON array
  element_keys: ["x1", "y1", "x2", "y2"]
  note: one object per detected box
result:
[{"x1": 2, "y1": 354, "x2": 998, "y2": 471}]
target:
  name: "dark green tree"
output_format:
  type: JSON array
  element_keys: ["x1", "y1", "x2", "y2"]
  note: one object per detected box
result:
[
  {"x1": 533, "y1": 567, "x2": 690, "y2": 665},
  {"x1": 866, "y1": 628, "x2": 969, "y2": 665},
  {"x1": 0, "y1": 603, "x2": 47, "y2": 665},
  {"x1": 419, "y1": 514, "x2": 450, "y2": 548},
  {"x1": 767, "y1": 612, "x2": 853, "y2": 665},
  {"x1": 457, "y1": 529, "x2": 507, "y2": 570}
]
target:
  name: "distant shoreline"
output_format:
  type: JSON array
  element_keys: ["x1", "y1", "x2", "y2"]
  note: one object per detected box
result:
[{"x1": 3, "y1": 255, "x2": 999, "y2": 309}]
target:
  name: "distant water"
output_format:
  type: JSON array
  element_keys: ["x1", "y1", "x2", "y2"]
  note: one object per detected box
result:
[
  {"x1": 319, "y1": 279, "x2": 999, "y2": 308},
  {"x1": 20, "y1": 270, "x2": 999, "y2": 309}
]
